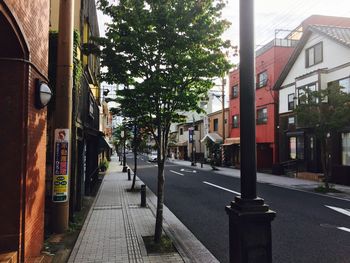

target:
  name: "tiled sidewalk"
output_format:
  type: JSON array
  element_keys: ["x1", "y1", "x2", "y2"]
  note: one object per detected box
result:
[{"x1": 68, "y1": 156, "x2": 217, "y2": 263}]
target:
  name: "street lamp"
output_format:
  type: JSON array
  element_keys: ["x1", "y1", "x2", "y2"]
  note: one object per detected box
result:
[{"x1": 225, "y1": 1, "x2": 275, "y2": 262}]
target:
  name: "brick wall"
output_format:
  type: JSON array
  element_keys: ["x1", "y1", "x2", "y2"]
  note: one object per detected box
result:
[{"x1": 1, "y1": 0, "x2": 49, "y2": 260}]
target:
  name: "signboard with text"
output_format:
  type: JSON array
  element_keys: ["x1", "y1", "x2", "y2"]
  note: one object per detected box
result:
[{"x1": 52, "y1": 129, "x2": 70, "y2": 202}]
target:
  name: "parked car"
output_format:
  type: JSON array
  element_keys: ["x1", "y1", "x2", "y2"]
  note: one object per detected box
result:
[{"x1": 148, "y1": 151, "x2": 158, "y2": 162}]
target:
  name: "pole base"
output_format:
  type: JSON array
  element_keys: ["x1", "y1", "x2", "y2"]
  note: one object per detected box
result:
[
  {"x1": 225, "y1": 196, "x2": 276, "y2": 263},
  {"x1": 122, "y1": 166, "x2": 127, "y2": 172}
]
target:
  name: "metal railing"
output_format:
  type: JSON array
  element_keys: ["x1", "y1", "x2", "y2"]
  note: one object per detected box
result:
[{"x1": 280, "y1": 159, "x2": 299, "y2": 178}]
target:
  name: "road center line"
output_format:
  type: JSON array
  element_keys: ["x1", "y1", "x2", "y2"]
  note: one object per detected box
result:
[
  {"x1": 337, "y1": 227, "x2": 350, "y2": 233},
  {"x1": 203, "y1": 181, "x2": 241, "y2": 195},
  {"x1": 170, "y1": 170, "x2": 184, "y2": 176}
]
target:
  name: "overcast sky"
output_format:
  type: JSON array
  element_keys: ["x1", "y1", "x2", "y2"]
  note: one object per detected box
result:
[
  {"x1": 98, "y1": 0, "x2": 350, "y2": 47},
  {"x1": 97, "y1": 0, "x2": 350, "y2": 111},
  {"x1": 222, "y1": 0, "x2": 350, "y2": 49}
]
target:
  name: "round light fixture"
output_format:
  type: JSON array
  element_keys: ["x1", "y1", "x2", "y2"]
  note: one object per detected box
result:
[{"x1": 35, "y1": 79, "x2": 53, "y2": 109}]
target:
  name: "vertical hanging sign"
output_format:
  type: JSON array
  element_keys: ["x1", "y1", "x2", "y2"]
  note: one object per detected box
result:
[{"x1": 52, "y1": 129, "x2": 70, "y2": 202}]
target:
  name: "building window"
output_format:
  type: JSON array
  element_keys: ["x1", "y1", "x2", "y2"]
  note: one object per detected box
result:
[
  {"x1": 298, "y1": 83, "x2": 317, "y2": 104},
  {"x1": 213, "y1": 118, "x2": 218, "y2": 131},
  {"x1": 289, "y1": 136, "x2": 304, "y2": 160},
  {"x1": 306, "y1": 42, "x2": 323, "y2": 67},
  {"x1": 289, "y1": 137, "x2": 296, "y2": 159},
  {"x1": 180, "y1": 128, "x2": 183, "y2": 135},
  {"x1": 231, "y1": 85, "x2": 238, "y2": 98},
  {"x1": 257, "y1": 71, "x2": 268, "y2": 88},
  {"x1": 256, "y1": 108, "x2": 267, "y2": 124},
  {"x1": 232, "y1": 115, "x2": 239, "y2": 128},
  {"x1": 288, "y1": 93, "x2": 295, "y2": 110},
  {"x1": 329, "y1": 77, "x2": 350, "y2": 94},
  {"x1": 342, "y1": 132, "x2": 350, "y2": 165},
  {"x1": 194, "y1": 125, "x2": 198, "y2": 131},
  {"x1": 310, "y1": 136, "x2": 315, "y2": 161},
  {"x1": 288, "y1": 116, "x2": 295, "y2": 125}
]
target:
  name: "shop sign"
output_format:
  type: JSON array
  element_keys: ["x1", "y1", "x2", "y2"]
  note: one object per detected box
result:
[{"x1": 52, "y1": 129, "x2": 70, "y2": 202}]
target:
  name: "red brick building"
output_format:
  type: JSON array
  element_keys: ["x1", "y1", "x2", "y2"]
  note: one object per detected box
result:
[
  {"x1": 227, "y1": 39, "x2": 296, "y2": 170},
  {"x1": 0, "y1": 0, "x2": 49, "y2": 261}
]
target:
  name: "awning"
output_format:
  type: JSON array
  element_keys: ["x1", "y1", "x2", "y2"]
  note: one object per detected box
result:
[
  {"x1": 222, "y1": 137, "x2": 240, "y2": 146},
  {"x1": 175, "y1": 141, "x2": 188, "y2": 147},
  {"x1": 98, "y1": 135, "x2": 112, "y2": 153},
  {"x1": 201, "y1": 133, "x2": 223, "y2": 143},
  {"x1": 286, "y1": 131, "x2": 304, "y2": 137}
]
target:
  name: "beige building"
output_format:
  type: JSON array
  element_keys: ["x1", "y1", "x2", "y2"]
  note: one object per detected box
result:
[{"x1": 201, "y1": 108, "x2": 229, "y2": 160}]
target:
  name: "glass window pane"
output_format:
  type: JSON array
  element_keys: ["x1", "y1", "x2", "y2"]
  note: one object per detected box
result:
[
  {"x1": 339, "y1": 78, "x2": 350, "y2": 94},
  {"x1": 342, "y1": 132, "x2": 350, "y2": 165},
  {"x1": 297, "y1": 136, "x2": 304, "y2": 160},
  {"x1": 288, "y1": 117, "x2": 295, "y2": 124},
  {"x1": 290, "y1": 137, "x2": 296, "y2": 159},
  {"x1": 315, "y1": 43, "x2": 322, "y2": 64},
  {"x1": 308, "y1": 48, "x2": 314, "y2": 66}
]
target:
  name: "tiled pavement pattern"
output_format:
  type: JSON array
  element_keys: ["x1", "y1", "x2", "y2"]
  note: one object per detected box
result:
[{"x1": 68, "y1": 156, "x2": 217, "y2": 263}]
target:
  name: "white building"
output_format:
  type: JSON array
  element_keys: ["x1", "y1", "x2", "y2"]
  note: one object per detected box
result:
[{"x1": 275, "y1": 24, "x2": 350, "y2": 184}]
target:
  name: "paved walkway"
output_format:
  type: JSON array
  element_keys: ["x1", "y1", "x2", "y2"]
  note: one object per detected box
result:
[{"x1": 68, "y1": 156, "x2": 218, "y2": 263}]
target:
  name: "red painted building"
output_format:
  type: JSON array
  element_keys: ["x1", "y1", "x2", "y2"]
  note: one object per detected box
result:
[{"x1": 226, "y1": 38, "x2": 296, "y2": 170}]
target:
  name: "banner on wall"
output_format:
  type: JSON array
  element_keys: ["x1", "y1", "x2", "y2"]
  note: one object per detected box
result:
[{"x1": 52, "y1": 128, "x2": 70, "y2": 202}]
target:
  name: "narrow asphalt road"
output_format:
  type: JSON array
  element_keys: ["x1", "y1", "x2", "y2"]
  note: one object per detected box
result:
[{"x1": 127, "y1": 155, "x2": 350, "y2": 263}]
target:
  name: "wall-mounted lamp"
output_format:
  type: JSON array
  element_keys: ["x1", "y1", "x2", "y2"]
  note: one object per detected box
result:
[{"x1": 35, "y1": 79, "x2": 53, "y2": 109}]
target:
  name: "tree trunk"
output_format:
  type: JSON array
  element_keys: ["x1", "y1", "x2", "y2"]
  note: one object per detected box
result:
[
  {"x1": 131, "y1": 127, "x2": 137, "y2": 191},
  {"x1": 320, "y1": 139, "x2": 329, "y2": 189},
  {"x1": 154, "y1": 158, "x2": 165, "y2": 243},
  {"x1": 131, "y1": 149, "x2": 137, "y2": 190}
]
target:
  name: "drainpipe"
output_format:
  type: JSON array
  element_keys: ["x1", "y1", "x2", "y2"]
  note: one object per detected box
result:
[{"x1": 51, "y1": 0, "x2": 74, "y2": 233}]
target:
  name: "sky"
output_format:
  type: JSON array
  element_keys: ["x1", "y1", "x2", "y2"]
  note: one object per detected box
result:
[
  {"x1": 97, "y1": 0, "x2": 350, "y2": 50},
  {"x1": 222, "y1": 0, "x2": 350, "y2": 50},
  {"x1": 97, "y1": 0, "x2": 350, "y2": 111}
]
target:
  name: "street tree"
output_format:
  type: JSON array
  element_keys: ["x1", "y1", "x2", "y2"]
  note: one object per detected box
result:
[
  {"x1": 115, "y1": 93, "x2": 151, "y2": 191},
  {"x1": 97, "y1": 0, "x2": 231, "y2": 242},
  {"x1": 294, "y1": 83, "x2": 350, "y2": 189}
]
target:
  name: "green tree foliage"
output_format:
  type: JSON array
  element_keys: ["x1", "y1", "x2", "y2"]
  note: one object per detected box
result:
[
  {"x1": 97, "y1": 0, "x2": 232, "y2": 242},
  {"x1": 294, "y1": 83, "x2": 350, "y2": 188}
]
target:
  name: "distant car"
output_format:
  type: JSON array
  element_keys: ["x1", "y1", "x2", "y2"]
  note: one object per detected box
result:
[{"x1": 148, "y1": 151, "x2": 157, "y2": 162}]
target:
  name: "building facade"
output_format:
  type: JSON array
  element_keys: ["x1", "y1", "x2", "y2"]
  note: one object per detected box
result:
[
  {"x1": 227, "y1": 38, "x2": 296, "y2": 170},
  {"x1": 48, "y1": 0, "x2": 103, "y2": 228},
  {"x1": 276, "y1": 24, "x2": 350, "y2": 185},
  {"x1": 0, "y1": 0, "x2": 50, "y2": 261},
  {"x1": 201, "y1": 108, "x2": 229, "y2": 164}
]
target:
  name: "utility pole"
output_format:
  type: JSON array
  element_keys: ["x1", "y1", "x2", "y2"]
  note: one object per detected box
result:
[
  {"x1": 221, "y1": 76, "x2": 226, "y2": 166},
  {"x1": 222, "y1": 76, "x2": 226, "y2": 142},
  {"x1": 51, "y1": 0, "x2": 74, "y2": 233},
  {"x1": 191, "y1": 116, "x2": 196, "y2": 166},
  {"x1": 226, "y1": 1, "x2": 276, "y2": 262}
]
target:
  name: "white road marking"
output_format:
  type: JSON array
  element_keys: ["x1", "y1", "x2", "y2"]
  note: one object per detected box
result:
[
  {"x1": 180, "y1": 168, "x2": 197, "y2": 173},
  {"x1": 337, "y1": 227, "x2": 350, "y2": 233},
  {"x1": 170, "y1": 170, "x2": 184, "y2": 176},
  {"x1": 325, "y1": 205, "x2": 350, "y2": 217},
  {"x1": 203, "y1": 181, "x2": 241, "y2": 195}
]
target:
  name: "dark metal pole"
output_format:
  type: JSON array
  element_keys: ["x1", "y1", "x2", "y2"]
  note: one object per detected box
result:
[
  {"x1": 191, "y1": 116, "x2": 196, "y2": 166},
  {"x1": 226, "y1": 1, "x2": 275, "y2": 262},
  {"x1": 239, "y1": 0, "x2": 256, "y2": 199},
  {"x1": 122, "y1": 129, "x2": 127, "y2": 172}
]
